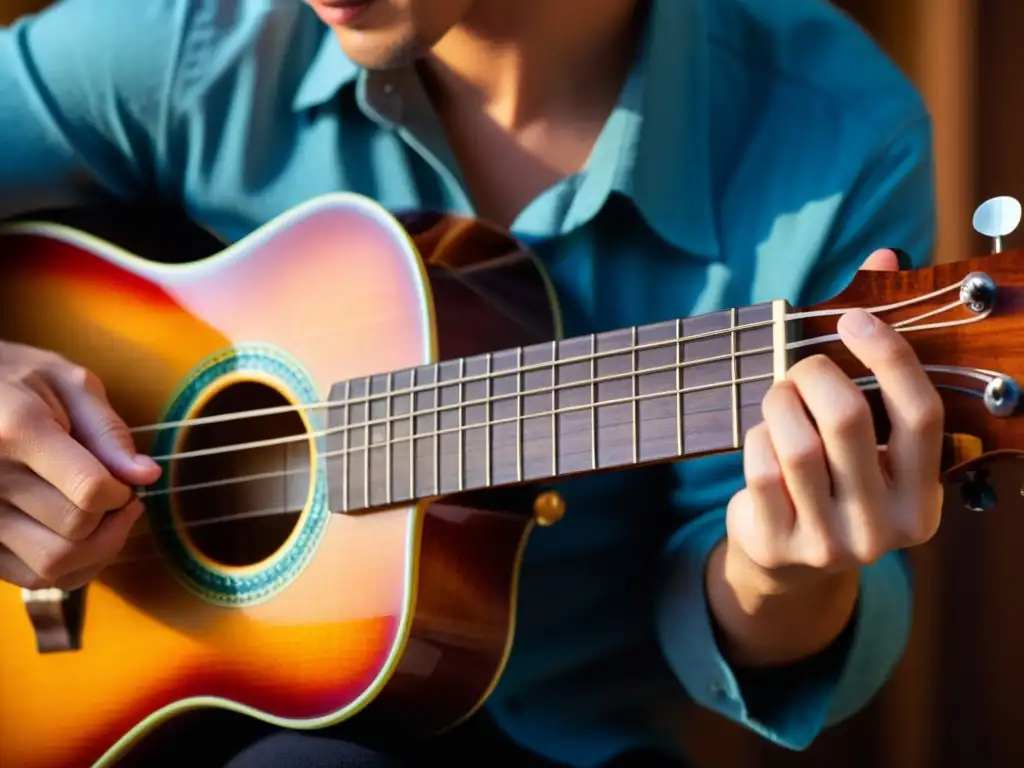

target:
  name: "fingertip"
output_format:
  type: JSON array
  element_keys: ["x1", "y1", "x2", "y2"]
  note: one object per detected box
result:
[
  {"x1": 837, "y1": 308, "x2": 877, "y2": 339},
  {"x1": 133, "y1": 454, "x2": 162, "y2": 475},
  {"x1": 115, "y1": 454, "x2": 162, "y2": 486},
  {"x1": 860, "y1": 249, "x2": 900, "y2": 272}
]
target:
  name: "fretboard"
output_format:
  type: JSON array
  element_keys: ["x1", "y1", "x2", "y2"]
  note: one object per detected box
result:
[{"x1": 325, "y1": 301, "x2": 789, "y2": 512}]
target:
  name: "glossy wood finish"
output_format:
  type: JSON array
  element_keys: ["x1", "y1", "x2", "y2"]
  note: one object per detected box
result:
[
  {"x1": 792, "y1": 247, "x2": 1024, "y2": 476},
  {"x1": 0, "y1": 195, "x2": 557, "y2": 768},
  {"x1": 0, "y1": 195, "x2": 1020, "y2": 768}
]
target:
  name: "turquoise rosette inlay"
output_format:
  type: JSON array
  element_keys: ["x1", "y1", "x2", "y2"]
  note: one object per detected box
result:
[{"x1": 147, "y1": 344, "x2": 328, "y2": 606}]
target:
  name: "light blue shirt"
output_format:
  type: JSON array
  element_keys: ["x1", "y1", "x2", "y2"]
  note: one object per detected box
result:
[{"x1": 0, "y1": 1, "x2": 935, "y2": 765}]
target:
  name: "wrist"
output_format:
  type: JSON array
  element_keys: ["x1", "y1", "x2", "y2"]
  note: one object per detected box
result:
[
  {"x1": 722, "y1": 537, "x2": 860, "y2": 601},
  {"x1": 708, "y1": 539, "x2": 861, "y2": 666}
]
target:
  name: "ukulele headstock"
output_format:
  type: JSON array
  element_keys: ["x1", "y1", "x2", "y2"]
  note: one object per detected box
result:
[{"x1": 793, "y1": 197, "x2": 1024, "y2": 510}]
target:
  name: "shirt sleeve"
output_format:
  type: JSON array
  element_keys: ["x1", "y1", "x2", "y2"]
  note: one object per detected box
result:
[
  {"x1": 0, "y1": 0, "x2": 180, "y2": 220},
  {"x1": 654, "y1": 113, "x2": 936, "y2": 750}
]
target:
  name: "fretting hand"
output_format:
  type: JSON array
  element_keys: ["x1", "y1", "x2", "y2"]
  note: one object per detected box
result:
[
  {"x1": 713, "y1": 249, "x2": 944, "y2": 661},
  {"x1": 0, "y1": 342, "x2": 162, "y2": 590}
]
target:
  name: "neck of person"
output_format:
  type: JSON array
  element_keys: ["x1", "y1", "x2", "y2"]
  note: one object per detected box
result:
[{"x1": 421, "y1": 0, "x2": 645, "y2": 132}]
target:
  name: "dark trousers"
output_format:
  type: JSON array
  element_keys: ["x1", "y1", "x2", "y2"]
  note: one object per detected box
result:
[{"x1": 119, "y1": 709, "x2": 681, "y2": 768}]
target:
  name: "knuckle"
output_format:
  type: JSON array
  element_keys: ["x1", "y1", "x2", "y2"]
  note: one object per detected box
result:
[
  {"x1": 899, "y1": 499, "x2": 943, "y2": 545},
  {"x1": 68, "y1": 472, "x2": 113, "y2": 514},
  {"x1": 59, "y1": 505, "x2": 97, "y2": 542},
  {"x1": 905, "y1": 395, "x2": 945, "y2": 434},
  {"x1": 850, "y1": 536, "x2": 887, "y2": 566},
  {"x1": 0, "y1": 397, "x2": 43, "y2": 449},
  {"x1": 822, "y1": 397, "x2": 871, "y2": 438},
  {"x1": 747, "y1": 464, "x2": 784, "y2": 494},
  {"x1": 30, "y1": 543, "x2": 75, "y2": 584},
  {"x1": 778, "y1": 439, "x2": 822, "y2": 472},
  {"x1": 62, "y1": 363, "x2": 102, "y2": 395},
  {"x1": 801, "y1": 538, "x2": 842, "y2": 569}
]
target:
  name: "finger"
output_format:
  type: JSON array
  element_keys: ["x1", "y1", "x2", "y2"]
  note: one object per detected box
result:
[
  {"x1": 859, "y1": 248, "x2": 900, "y2": 272},
  {"x1": 1, "y1": 465, "x2": 104, "y2": 541},
  {"x1": 836, "y1": 309, "x2": 944, "y2": 492},
  {"x1": 761, "y1": 381, "x2": 834, "y2": 534},
  {"x1": 0, "y1": 498, "x2": 144, "y2": 586},
  {"x1": 730, "y1": 424, "x2": 796, "y2": 570},
  {"x1": 20, "y1": 373, "x2": 71, "y2": 432},
  {"x1": 0, "y1": 546, "x2": 103, "y2": 590},
  {"x1": 742, "y1": 422, "x2": 795, "y2": 534},
  {"x1": 0, "y1": 544, "x2": 50, "y2": 589},
  {"x1": 14, "y1": 417, "x2": 133, "y2": 515},
  {"x1": 47, "y1": 368, "x2": 161, "y2": 487},
  {"x1": 787, "y1": 356, "x2": 888, "y2": 555}
]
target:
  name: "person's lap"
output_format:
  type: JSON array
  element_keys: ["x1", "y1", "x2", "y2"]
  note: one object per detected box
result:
[
  {"x1": 117, "y1": 708, "x2": 681, "y2": 767},
  {"x1": 119, "y1": 708, "x2": 562, "y2": 768}
]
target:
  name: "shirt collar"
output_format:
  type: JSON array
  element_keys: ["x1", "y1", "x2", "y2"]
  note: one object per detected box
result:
[
  {"x1": 291, "y1": 24, "x2": 359, "y2": 112},
  {"x1": 604, "y1": 0, "x2": 719, "y2": 260},
  {"x1": 291, "y1": 0, "x2": 720, "y2": 261}
]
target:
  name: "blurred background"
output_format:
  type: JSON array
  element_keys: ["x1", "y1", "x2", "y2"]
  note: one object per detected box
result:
[{"x1": 2, "y1": 1, "x2": 1022, "y2": 766}]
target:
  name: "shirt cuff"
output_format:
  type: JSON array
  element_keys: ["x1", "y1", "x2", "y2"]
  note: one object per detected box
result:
[{"x1": 655, "y1": 510, "x2": 913, "y2": 750}]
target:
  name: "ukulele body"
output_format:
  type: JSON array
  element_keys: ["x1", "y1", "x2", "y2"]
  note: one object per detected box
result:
[{"x1": 0, "y1": 194, "x2": 559, "y2": 768}]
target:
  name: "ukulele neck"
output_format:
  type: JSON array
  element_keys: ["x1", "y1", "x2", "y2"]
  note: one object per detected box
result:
[{"x1": 326, "y1": 300, "x2": 793, "y2": 512}]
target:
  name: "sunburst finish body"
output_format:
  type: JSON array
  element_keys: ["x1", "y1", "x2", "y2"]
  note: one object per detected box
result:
[{"x1": 0, "y1": 195, "x2": 559, "y2": 768}]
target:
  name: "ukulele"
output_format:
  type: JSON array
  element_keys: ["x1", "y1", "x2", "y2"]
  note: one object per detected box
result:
[{"x1": 0, "y1": 193, "x2": 1020, "y2": 768}]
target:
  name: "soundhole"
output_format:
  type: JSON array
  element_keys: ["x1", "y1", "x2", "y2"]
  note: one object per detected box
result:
[{"x1": 173, "y1": 381, "x2": 312, "y2": 567}]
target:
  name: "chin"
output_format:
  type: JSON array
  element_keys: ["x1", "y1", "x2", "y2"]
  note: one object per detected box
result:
[{"x1": 334, "y1": 30, "x2": 426, "y2": 70}]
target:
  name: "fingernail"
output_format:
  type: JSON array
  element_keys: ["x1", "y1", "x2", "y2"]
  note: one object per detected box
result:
[
  {"x1": 133, "y1": 455, "x2": 161, "y2": 473},
  {"x1": 839, "y1": 309, "x2": 876, "y2": 338}
]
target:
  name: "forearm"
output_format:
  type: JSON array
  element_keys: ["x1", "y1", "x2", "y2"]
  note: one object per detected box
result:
[{"x1": 705, "y1": 538, "x2": 860, "y2": 667}]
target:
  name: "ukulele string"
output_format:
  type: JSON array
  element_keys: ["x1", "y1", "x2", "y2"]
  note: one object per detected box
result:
[
  {"x1": 107, "y1": 364, "x2": 1007, "y2": 571},
  {"x1": 127, "y1": 277, "x2": 973, "y2": 439},
  {"x1": 111, "y1": 364, "x2": 1010, "y2": 575},
  {"x1": 128, "y1": 318, "x2": 779, "y2": 436},
  {"x1": 139, "y1": 278, "x2": 987, "y2": 468},
  {"x1": 105, "y1": 276, "x2": 997, "y2": 567}
]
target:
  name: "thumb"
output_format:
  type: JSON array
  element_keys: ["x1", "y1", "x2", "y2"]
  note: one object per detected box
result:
[
  {"x1": 859, "y1": 248, "x2": 900, "y2": 272},
  {"x1": 50, "y1": 372, "x2": 162, "y2": 487}
]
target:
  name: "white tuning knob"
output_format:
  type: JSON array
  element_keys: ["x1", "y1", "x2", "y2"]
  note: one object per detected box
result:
[{"x1": 972, "y1": 196, "x2": 1021, "y2": 253}]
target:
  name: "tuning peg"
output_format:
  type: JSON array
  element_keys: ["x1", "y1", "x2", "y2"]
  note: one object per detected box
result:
[{"x1": 972, "y1": 196, "x2": 1021, "y2": 253}]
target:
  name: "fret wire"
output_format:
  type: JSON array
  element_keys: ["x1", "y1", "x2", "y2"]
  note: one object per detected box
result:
[
  {"x1": 484, "y1": 352, "x2": 492, "y2": 488},
  {"x1": 329, "y1": 339, "x2": 774, "y2": 430},
  {"x1": 322, "y1": 342, "x2": 773, "y2": 440},
  {"x1": 515, "y1": 347, "x2": 523, "y2": 482},
  {"x1": 323, "y1": 372, "x2": 774, "y2": 479},
  {"x1": 363, "y1": 376, "x2": 371, "y2": 509},
  {"x1": 630, "y1": 325, "x2": 638, "y2": 465},
  {"x1": 384, "y1": 372, "x2": 393, "y2": 505},
  {"x1": 675, "y1": 318, "x2": 683, "y2": 458},
  {"x1": 589, "y1": 334, "x2": 597, "y2": 471},
  {"x1": 730, "y1": 309, "x2": 740, "y2": 449},
  {"x1": 342, "y1": 379, "x2": 350, "y2": 512},
  {"x1": 408, "y1": 368, "x2": 415, "y2": 501},
  {"x1": 432, "y1": 368, "x2": 440, "y2": 496},
  {"x1": 550, "y1": 341, "x2": 557, "y2": 477},
  {"x1": 317, "y1": 317, "x2": 776, "y2": 413},
  {"x1": 457, "y1": 358, "x2": 465, "y2": 492}
]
